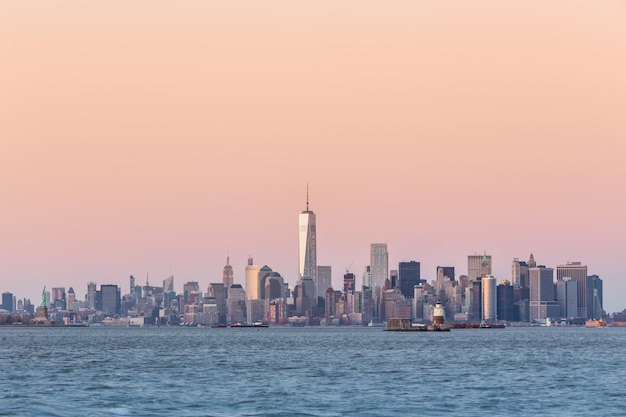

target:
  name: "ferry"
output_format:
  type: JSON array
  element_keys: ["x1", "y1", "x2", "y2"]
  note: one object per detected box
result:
[{"x1": 585, "y1": 319, "x2": 607, "y2": 327}]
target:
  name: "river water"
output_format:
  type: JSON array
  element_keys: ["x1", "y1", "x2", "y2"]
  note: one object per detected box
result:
[{"x1": 0, "y1": 326, "x2": 624, "y2": 416}]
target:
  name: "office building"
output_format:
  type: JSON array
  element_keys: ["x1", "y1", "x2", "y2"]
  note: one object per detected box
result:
[
  {"x1": 482, "y1": 275, "x2": 497, "y2": 322},
  {"x1": 245, "y1": 257, "x2": 261, "y2": 300},
  {"x1": 496, "y1": 281, "x2": 514, "y2": 322},
  {"x1": 227, "y1": 284, "x2": 246, "y2": 323},
  {"x1": 99, "y1": 284, "x2": 121, "y2": 315},
  {"x1": 530, "y1": 267, "x2": 559, "y2": 322},
  {"x1": 1, "y1": 292, "x2": 13, "y2": 313},
  {"x1": 317, "y1": 266, "x2": 332, "y2": 296},
  {"x1": 556, "y1": 262, "x2": 590, "y2": 319},
  {"x1": 556, "y1": 278, "x2": 577, "y2": 318},
  {"x1": 398, "y1": 261, "x2": 420, "y2": 298},
  {"x1": 468, "y1": 253, "x2": 491, "y2": 281},
  {"x1": 512, "y1": 258, "x2": 529, "y2": 288},
  {"x1": 370, "y1": 243, "x2": 388, "y2": 289},
  {"x1": 222, "y1": 256, "x2": 234, "y2": 291},
  {"x1": 299, "y1": 188, "x2": 317, "y2": 296}
]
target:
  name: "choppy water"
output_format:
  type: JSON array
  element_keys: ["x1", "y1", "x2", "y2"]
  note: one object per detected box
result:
[{"x1": 1, "y1": 326, "x2": 625, "y2": 416}]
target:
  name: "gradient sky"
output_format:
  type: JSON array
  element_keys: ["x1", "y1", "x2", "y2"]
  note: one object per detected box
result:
[{"x1": 1, "y1": 1, "x2": 625, "y2": 312}]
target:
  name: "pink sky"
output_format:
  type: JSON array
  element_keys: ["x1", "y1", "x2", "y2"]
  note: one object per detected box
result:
[{"x1": 1, "y1": 1, "x2": 625, "y2": 311}]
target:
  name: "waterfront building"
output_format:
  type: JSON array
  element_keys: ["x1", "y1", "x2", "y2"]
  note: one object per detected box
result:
[
  {"x1": 470, "y1": 280, "x2": 482, "y2": 322},
  {"x1": 398, "y1": 261, "x2": 420, "y2": 298},
  {"x1": 468, "y1": 253, "x2": 491, "y2": 282},
  {"x1": 66, "y1": 287, "x2": 77, "y2": 310},
  {"x1": 299, "y1": 188, "x2": 317, "y2": 297},
  {"x1": 496, "y1": 281, "x2": 514, "y2": 322},
  {"x1": 207, "y1": 283, "x2": 227, "y2": 324},
  {"x1": 317, "y1": 266, "x2": 332, "y2": 296},
  {"x1": 530, "y1": 266, "x2": 559, "y2": 322},
  {"x1": 556, "y1": 278, "x2": 577, "y2": 318},
  {"x1": 556, "y1": 262, "x2": 590, "y2": 319},
  {"x1": 227, "y1": 284, "x2": 246, "y2": 323},
  {"x1": 361, "y1": 286, "x2": 373, "y2": 324},
  {"x1": 1, "y1": 292, "x2": 13, "y2": 313},
  {"x1": 99, "y1": 284, "x2": 121, "y2": 315},
  {"x1": 370, "y1": 243, "x2": 388, "y2": 289},
  {"x1": 86, "y1": 282, "x2": 97, "y2": 309},
  {"x1": 222, "y1": 256, "x2": 234, "y2": 291},
  {"x1": 512, "y1": 258, "x2": 529, "y2": 288},
  {"x1": 325, "y1": 288, "x2": 337, "y2": 318},
  {"x1": 245, "y1": 257, "x2": 261, "y2": 300},
  {"x1": 482, "y1": 275, "x2": 497, "y2": 322}
]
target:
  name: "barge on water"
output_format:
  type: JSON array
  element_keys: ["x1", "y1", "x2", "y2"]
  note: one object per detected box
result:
[{"x1": 385, "y1": 318, "x2": 450, "y2": 332}]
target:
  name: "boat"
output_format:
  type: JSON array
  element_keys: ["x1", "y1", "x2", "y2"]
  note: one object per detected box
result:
[
  {"x1": 230, "y1": 322, "x2": 253, "y2": 328},
  {"x1": 611, "y1": 321, "x2": 626, "y2": 327},
  {"x1": 585, "y1": 319, "x2": 607, "y2": 327},
  {"x1": 252, "y1": 322, "x2": 269, "y2": 328},
  {"x1": 210, "y1": 323, "x2": 227, "y2": 328}
]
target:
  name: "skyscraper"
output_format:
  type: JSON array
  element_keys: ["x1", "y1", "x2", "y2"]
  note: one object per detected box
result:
[
  {"x1": 512, "y1": 258, "x2": 529, "y2": 288},
  {"x1": 370, "y1": 243, "x2": 388, "y2": 289},
  {"x1": 245, "y1": 257, "x2": 261, "y2": 300},
  {"x1": 529, "y1": 266, "x2": 558, "y2": 322},
  {"x1": 299, "y1": 187, "x2": 317, "y2": 297},
  {"x1": 398, "y1": 261, "x2": 420, "y2": 298},
  {"x1": 222, "y1": 256, "x2": 234, "y2": 291},
  {"x1": 317, "y1": 266, "x2": 332, "y2": 296},
  {"x1": 556, "y1": 262, "x2": 590, "y2": 319},
  {"x1": 482, "y1": 275, "x2": 497, "y2": 322},
  {"x1": 468, "y1": 253, "x2": 491, "y2": 281}
]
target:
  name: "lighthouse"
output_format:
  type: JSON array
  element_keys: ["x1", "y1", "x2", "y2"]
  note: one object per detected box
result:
[{"x1": 433, "y1": 301, "x2": 445, "y2": 325}]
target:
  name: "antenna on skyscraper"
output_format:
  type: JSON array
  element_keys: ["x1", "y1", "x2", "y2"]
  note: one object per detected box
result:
[{"x1": 306, "y1": 182, "x2": 309, "y2": 212}]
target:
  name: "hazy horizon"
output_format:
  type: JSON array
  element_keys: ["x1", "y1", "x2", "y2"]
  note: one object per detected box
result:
[{"x1": 1, "y1": 1, "x2": 624, "y2": 312}]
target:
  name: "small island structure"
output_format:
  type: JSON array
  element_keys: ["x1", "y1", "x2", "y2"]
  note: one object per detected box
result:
[
  {"x1": 30, "y1": 287, "x2": 64, "y2": 326},
  {"x1": 386, "y1": 301, "x2": 450, "y2": 332}
]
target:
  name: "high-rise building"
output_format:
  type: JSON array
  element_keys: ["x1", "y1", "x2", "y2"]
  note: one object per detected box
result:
[
  {"x1": 468, "y1": 253, "x2": 491, "y2": 281},
  {"x1": 529, "y1": 266, "x2": 559, "y2": 322},
  {"x1": 86, "y1": 282, "x2": 97, "y2": 309},
  {"x1": 496, "y1": 281, "x2": 514, "y2": 322},
  {"x1": 227, "y1": 284, "x2": 246, "y2": 323},
  {"x1": 99, "y1": 284, "x2": 121, "y2": 314},
  {"x1": 363, "y1": 266, "x2": 374, "y2": 290},
  {"x1": 398, "y1": 261, "x2": 420, "y2": 299},
  {"x1": 1, "y1": 292, "x2": 13, "y2": 313},
  {"x1": 183, "y1": 281, "x2": 200, "y2": 305},
  {"x1": 245, "y1": 257, "x2": 261, "y2": 300},
  {"x1": 482, "y1": 275, "x2": 497, "y2": 322},
  {"x1": 51, "y1": 287, "x2": 66, "y2": 310},
  {"x1": 370, "y1": 243, "x2": 388, "y2": 289},
  {"x1": 222, "y1": 256, "x2": 234, "y2": 291},
  {"x1": 556, "y1": 262, "x2": 590, "y2": 319},
  {"x1": 163, "y1": 276, "x2": 174, "y2": 293},
  {"x1": 436, "y1": 266, "x2": 455, "y2": 297},
  {"x1": 590, "y1": 275, "x2": 603, "y2": 319},
  {"x1": 299, "y1": 188, "x2": 317, "y2": 296},
  {"x1": 556, "y1": 278, "x2": 577, "y2": 318},
  {"x1": 512, "y1": 258, "x2": 529, "y2": 288},
  {"x1": 317, "y1": 266, "x2": 332, "y2": 296}
]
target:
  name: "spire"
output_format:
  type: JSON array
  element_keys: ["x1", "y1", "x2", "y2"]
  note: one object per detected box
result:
[
  {"x1": 306, "y1": 183, "x2": 309, "y2": 212},
  {"x1": 482, "y1": 250, "x2": 488, "y2": 264},
  {"x1": 226, "y1": 255, "x2": 230, "y2": 266}
]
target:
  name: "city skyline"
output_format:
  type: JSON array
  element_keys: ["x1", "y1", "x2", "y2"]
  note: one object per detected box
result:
[{"x1": 1, "y1": 1, "x2": 625, "y2": 312}]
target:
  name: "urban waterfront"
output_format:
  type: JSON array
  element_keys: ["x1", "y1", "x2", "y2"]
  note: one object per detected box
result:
[{"x1": 1, "y1": 326, "x2": 624, "y2": 416}]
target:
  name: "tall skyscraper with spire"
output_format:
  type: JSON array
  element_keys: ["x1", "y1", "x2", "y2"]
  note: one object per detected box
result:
[
  {"x1": 299, "y1": 186, "x2": 317, "y2": 297},
  {"x1": 223, "y1": 256, "x2": 234, "y2": 291}
]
